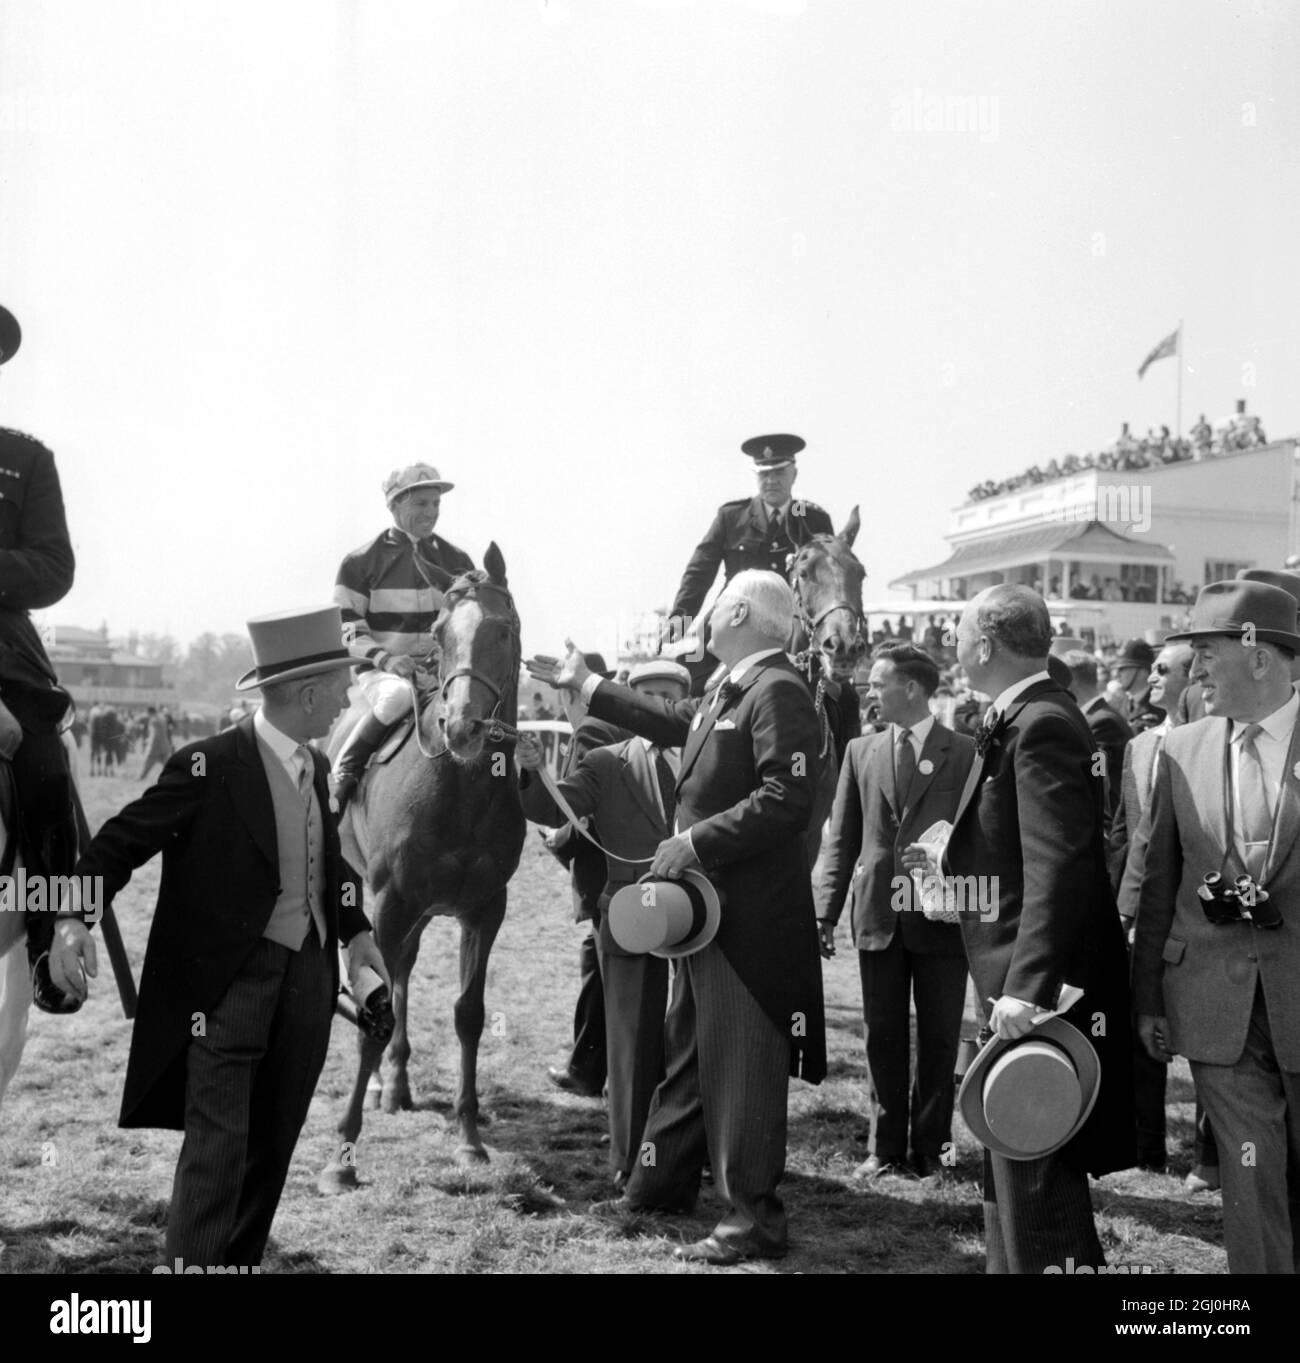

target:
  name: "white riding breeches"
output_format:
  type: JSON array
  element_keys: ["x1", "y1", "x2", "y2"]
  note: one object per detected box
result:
[{"x1": 357, "y1": 669, "x2": 415, "y2": 725}]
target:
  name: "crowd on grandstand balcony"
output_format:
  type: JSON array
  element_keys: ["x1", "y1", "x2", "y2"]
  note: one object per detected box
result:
[{"x1": 966, "y1": 409, "x2": 1269, "y2": 503}]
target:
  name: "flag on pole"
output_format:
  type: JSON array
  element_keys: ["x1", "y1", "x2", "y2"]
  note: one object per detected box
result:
[{"x1": 1137, "y1": 326, "x2": 1180, "y2": 379}]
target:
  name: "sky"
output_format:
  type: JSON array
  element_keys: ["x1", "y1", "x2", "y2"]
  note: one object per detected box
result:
[{"x1": 1, "y1": 0, "x2": 1297, "y2": 662}]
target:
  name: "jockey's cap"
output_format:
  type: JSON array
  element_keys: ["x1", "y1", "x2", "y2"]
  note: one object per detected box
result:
[{"x1": 383, "y1": 462, "x2": 455, "y2": 505}]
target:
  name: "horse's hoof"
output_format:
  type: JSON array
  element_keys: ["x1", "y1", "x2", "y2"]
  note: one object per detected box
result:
[
  {"x1": 317, "y1": 1163, "x2": 359, "y2": 1195},
  {"x1": 456, "y1": 1143, "x2": 490, "y2": 1166},
  {"x1": 381, "y1": 1086, "x2": 414, "y2": 1114}
]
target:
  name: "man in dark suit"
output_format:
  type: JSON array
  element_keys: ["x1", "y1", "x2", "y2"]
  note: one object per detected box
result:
[
  {"x1": 518, "y1": 659, "x2": 691, "y2": 1188},
  {"x1": 1132, "y1": 581, "x2": 1300, "y2": 1273},
  {"x1": 1061, "y1": 649, "x2": 1134, "y2": 828},
  {"x1": 541, "y1": 651, "x2": 630, "y2": 1097},
  {"x1": 816, "y1": 644, "x2": 973, "y2": 1180},
  {"x1": 0, "y1": 303, "x2": 81, "y2": 1012},
  {"x1": 905, "y1": 584, "x2": 1134, "y2": 1274},
  {"x1": 528, "y1": 570, "x2": 826, "y2": 1264},
  {"x1": 49, "y1": 606, "x2": 387, "y2": 1269}
]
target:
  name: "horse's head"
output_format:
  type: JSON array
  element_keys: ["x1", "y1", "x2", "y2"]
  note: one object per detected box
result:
[
  {"x1": 789, "y1": 505, "x2": 866, "y2": 680},
  {"x1": 430, "y1": 543, "x2": 520, "y2": 763}
]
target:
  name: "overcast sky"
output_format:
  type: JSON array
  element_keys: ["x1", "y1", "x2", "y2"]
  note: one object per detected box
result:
[{"x1": 1, "y1": 0, "x2": 1296, "y2": 661}]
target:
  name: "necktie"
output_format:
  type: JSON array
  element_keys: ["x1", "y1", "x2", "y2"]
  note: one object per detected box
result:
[
  {"x1": 653, "y1": 748, "x2": 676, "y2": 829},
  {"x1": 1237, "y1": 723, "x2": 1272, "y2": 879},
  {"x1": 896, "y1": 728, "x2": 917, "y2": 805},
  {"x1": 770, "y1": 509, "x2": 784, "y2": 545},
  {"x1": 296, "y1": 746, "x2": 315, "y2": 805}
]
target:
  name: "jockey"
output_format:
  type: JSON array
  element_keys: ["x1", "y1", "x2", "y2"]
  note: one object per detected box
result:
[
  {"x1": 0, "y1": 302, "x2": 81, "y2": 1012},
  {"x1": 331, "y1": 462, "x2": 474, "y2": 812}
]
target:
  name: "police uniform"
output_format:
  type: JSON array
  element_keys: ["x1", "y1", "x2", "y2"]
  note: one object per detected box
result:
[
  {"x1": 0, "y1": 304, "x2": 80, "y2": 1009},
  {"x1": 671, "y1": 493, "x2": 834, "y2": 624}
]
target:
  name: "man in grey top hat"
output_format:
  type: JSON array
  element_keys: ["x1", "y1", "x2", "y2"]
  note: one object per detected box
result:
[{"x1": 50, "y1": 606, "x2": 387, "y2": 1268}]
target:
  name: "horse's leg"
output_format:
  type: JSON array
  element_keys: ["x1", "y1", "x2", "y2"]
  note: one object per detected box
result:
[
  {"x1": 318, "y1": 1025, "x2": 386, "y2": 1194},
  {"x1": 454, "y1": 889, "x2": 506, "y2": 1163},
  {"x1": 380, "y1": 925, "x2": 421, "y2": 1114}
]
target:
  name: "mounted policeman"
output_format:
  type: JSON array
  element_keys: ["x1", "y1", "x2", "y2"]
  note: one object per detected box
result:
[
  {"x1": 0, "y1": 302, "x2": 81, "y2": 1011},
  {"x1": 330, "y1": 462, "x2": 474, "y2": 813},
  {"x1": 663, "y1": 433, "x2": 834, "y2": 691}
]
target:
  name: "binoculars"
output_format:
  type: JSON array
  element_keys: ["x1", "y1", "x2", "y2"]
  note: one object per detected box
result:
[{"x1": 1197, "y1": 872, "x2": 1281, "y2": 929}]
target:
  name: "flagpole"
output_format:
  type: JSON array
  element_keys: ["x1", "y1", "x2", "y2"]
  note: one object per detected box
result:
[{"x1": 1176, "y1": 318, "x2": 1184, "y2": 438}]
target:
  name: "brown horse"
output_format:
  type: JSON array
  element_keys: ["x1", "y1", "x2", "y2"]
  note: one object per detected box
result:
[
  {"x1": 786, "y1": 507, "x2": 866, "y2": 854},
  {"x1": 319, "y1": 543, "x2": 526, "y2": 1190}
]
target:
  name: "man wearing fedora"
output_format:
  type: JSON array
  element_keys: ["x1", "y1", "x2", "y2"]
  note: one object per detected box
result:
[
  {"x1": 905, "y1": 584, "x2": 1135, "y2": 1274},
  {"x1": 1132, "y1": 579, "x2": 1300, "y2": 1273},
  {"x1": 528, "y1": 570, "x2": 827, "y2": 1265},
  {"x1": 0, "y1": 303, "x2": 82, "y2": 1013},
  {"x1": 48, "y1": 607, "x2": 387, "y2": 1268},
  {"x1": 517, "y1": 658, "x2": 692, "y2": 1188},
  {"x1": 331, "y1": 463, "x2": 474, "y2": 812},
  {"x1": 540, "y1": 650, "x2": 631, "y2": 1099},
  {"x1": 815, "y1": 643, "x2": 974, "y2": 1182}
]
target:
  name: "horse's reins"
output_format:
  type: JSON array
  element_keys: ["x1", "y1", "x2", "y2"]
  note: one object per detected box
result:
[{"x1": 789, "y1": 538, "x2": 864, "y2": 760}]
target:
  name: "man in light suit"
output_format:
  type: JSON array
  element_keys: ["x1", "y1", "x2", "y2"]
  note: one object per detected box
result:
[
  {"x1": 517, "y1": 659, "x2": 691, "y2": 1190},
  {"x1": 49, "y1": 607, "x2": 388, "y2": 1268},
  {"x1": 528, "y1": 570, "x2": 826, "y2": 1264},
  {"x1": 1107, "y1": 641, "x2": 1194, "y2": 1175},
  {"x1": 1132, "y1": 580, "x2": 1300, "y2": 1273},
  {"x1": 905, "y1": 585, "x2": 1135, "y2": 1274},
  {"x1": 816, "y1": 643, "x2": 973, "y2": 1180}
]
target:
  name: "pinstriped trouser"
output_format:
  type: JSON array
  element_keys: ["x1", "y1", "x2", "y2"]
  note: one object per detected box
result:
[
  {"x1": 164, "y1": 932, "x2": 333, "y2": 1268},
  {"x1": 983, "y1": 1149, "x2": 1104, "y2": 1274},
  {"x1": 625, "y1": 941, "x2": 791, "y2": 1257}
]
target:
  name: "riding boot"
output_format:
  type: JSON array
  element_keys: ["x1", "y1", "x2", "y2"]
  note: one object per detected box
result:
[{"x1": 330, "y1": 712, "x2": 392, "y2": 815}]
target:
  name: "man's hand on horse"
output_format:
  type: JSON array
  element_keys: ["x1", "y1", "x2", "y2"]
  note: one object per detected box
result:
[
  {"x1": 649, "y1": 832, "x2": 701, "y2": 880},
  {"x1": 49, "y1": 917, "x2": 98, "y2": 1004},
  {"x1": 345, "y1": 931, "x2": 391, "y2": 995},
  {"x1": 524, "y1": 638, "x2": 593, "y2": 694},
  {"x1": 515, "y1": 733, "x2": 545, "y2": 771}
]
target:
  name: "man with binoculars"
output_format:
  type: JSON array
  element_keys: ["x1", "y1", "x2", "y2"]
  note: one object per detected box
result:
[{"x1": 1131, "y1": 578, "x2": 1300, "y2": 1274}]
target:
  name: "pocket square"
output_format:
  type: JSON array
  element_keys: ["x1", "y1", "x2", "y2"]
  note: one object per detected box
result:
[{"x1": 714, "y1": 719, "x2": 737, "y2": 731}]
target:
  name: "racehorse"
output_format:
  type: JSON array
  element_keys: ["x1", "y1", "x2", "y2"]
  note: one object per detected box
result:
[
  {"x1": 89, "y1": 707, "x2": 128, "y2": 775},
  {"x1": 784, "y1": 506, "x2": 866, "y2": 857},
  {"x1": 319, "y1": 543, "x2": 526, "y2": 1189}
]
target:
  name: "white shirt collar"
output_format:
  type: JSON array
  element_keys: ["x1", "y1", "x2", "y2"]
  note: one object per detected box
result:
[
  {"x1": 728, "y1": 648, "x2": 784, "y2": 686},
  {"x1": 1230, "y1": 690, "x2": 1300, "y2": 746},
  {"x1": 991, "y1": 670, "x2": 1051, "y2": 716},
  {"x1": 893, "y1": 714, "x2": 934, "y2": 745},
  {"x1": 254, "y1": 707, "x2": 304, "y2": 766},
  {"x1": 1081, "y1": 694, "x2": 1109, "y2": 715}
]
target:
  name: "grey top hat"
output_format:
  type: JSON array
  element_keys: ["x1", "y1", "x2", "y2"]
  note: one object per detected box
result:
[{"x1": 235, "y1": 605, "x2": 356, "y2": 691}]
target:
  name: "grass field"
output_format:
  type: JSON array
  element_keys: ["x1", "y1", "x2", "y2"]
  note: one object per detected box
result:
[{"x1": 0, "y1": 771, "x2": 1227, "y2": 1274}]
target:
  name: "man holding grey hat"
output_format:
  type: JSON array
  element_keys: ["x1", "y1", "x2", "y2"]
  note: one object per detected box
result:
[
  {"x1": 49, "y1": 605, "x2": 386, "y2": 1268},
  {"x1": 516, "y1": 657, "x2": 692, "y2": 1187},
  {"x1": 331, "y1": 463, "x2": 474, "y2": 812}
]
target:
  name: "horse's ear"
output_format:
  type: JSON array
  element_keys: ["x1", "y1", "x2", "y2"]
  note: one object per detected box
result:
[
  {"x1": 840, "y1": 505, "x2": 861, "y2": 549},
  {"x1": 484, "y1": 542, "x2": 508, "y2": 586}
]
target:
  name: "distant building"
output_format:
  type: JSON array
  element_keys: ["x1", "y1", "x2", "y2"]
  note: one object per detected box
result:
[
  {"x1": 46, "y1": 625, "x2": 174, "y2": 707},
  {"x1": 891, "y1": 403, "x2": 1298, "y2": 648}
]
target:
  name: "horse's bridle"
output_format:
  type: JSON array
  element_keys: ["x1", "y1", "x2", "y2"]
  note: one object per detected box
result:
[
  {"x1": 410, "y1": 567, "x2": 523, "y2": 755},
  {"x1": 789, "y1": 537, "x2": 864, "y2": 659}
]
